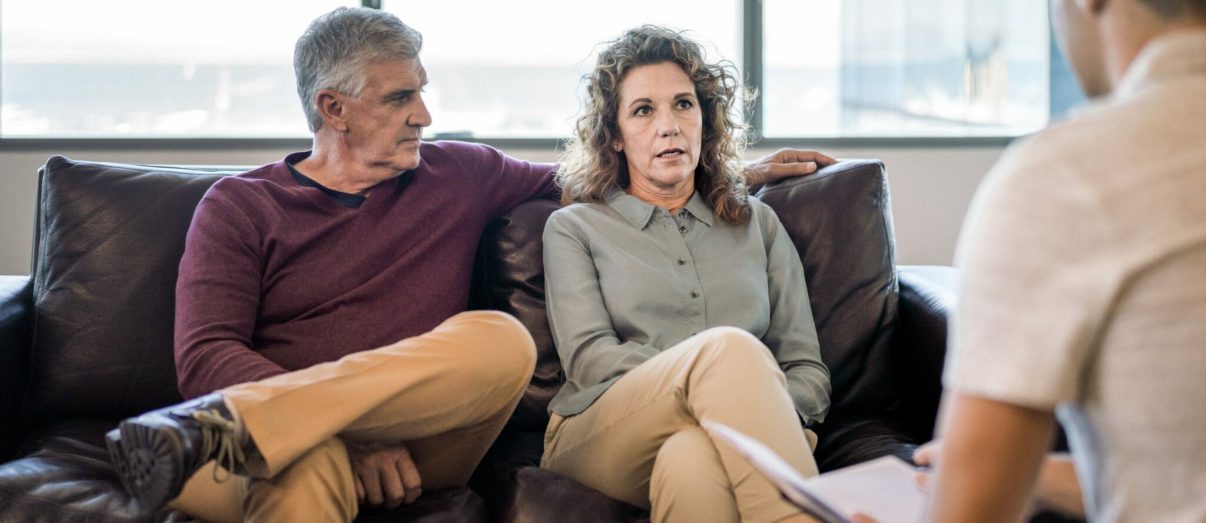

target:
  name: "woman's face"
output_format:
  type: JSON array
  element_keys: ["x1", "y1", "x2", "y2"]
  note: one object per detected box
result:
[{"x1": 613, "y1": 62, "x2": 703, "y2": 194}]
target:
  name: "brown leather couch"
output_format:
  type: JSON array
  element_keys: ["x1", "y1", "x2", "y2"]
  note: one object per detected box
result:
[{"x1": 0, "y1": 155, "x2": 957, "y2": 522}]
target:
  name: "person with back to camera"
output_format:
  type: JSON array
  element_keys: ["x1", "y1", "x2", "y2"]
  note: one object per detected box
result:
[
  {"x1": 541, "y1": 25, "x2": 836, "y2": 523},
  {"x1": 915, "y1": 0, "x2": 1206, "y2": 522}
]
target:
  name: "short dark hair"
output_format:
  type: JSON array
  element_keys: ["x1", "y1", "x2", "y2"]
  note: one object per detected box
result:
[{"x1": 1137, "y1": 0, "x2": 1206, "y2": 19}]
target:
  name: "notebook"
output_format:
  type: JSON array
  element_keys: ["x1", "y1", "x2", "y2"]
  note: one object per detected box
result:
[{"x1": 702, "y1": 420, "x2": 928, "y2": 523}]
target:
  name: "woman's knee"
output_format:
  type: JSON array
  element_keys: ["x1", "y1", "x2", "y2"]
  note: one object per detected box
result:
[{"x1": 688, "y1": 326, "x2": 779, "y2": 370}]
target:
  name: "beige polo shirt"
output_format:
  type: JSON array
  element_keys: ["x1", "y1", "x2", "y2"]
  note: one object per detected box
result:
[{"x1": 945, "y1": 31, "x2": 1206, "y2": 523}]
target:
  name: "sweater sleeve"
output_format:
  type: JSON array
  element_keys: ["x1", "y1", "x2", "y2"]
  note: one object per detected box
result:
[
  {"x1": 458, "y1": 142, "x2": 558, "y2": 218},
  {"x1": 174, "y1": 186, "x2": 287, "y2": 399}
]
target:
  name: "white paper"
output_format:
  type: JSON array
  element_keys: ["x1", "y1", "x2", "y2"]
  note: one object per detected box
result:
[{"x1": 703, "y1": 420, "x2": 927, "y2": 523}]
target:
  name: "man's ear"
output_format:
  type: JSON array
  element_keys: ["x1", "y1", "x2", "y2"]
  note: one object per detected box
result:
[
  {"x1": 316, "y1": 89, "x2": 348, "y2": 132},
  {"x1": 1076, "y1": 0, "x2": 1107, "y2": 15}
]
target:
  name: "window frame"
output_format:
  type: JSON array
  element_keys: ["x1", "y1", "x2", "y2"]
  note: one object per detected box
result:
[{"x1": 0, "y1": 0, "x2": 1057, "y2": 150}]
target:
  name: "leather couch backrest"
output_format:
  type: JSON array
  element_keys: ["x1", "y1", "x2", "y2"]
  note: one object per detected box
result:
[
  {"x1": 24, "y1": 156, "x2": 899, "y2": 434},
  {"x1": 478, "y1": 160, "x2": 900, "y2": 432},
  {"x1": 27, "y1": 157, "x2": 236, "y2": 424},
  {"x1": 756, "y1": 160, "x2": 900, "y2": 416},
  {"x1": 472, "y1": 199, "x2": 562, "y2": 432}
]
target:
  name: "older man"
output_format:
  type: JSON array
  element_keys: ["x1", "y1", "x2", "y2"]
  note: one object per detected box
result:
[
  {"x1": 105, "y1": 7, "x2": 831, "y2": 522},
  {"x1": 926, "y1": 0, "x2": 1206, "y2": 522}
]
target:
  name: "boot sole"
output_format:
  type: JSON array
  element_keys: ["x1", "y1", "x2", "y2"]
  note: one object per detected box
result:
[{"x1": 106, "y1": 415, "x2": 189, "y2": 509}]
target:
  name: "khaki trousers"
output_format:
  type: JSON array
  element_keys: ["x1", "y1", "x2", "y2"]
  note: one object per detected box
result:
[
  {"x1": 169, "y1": 310, "x2": 537, "y2": 523},
  {"x1": 541, "y1": 327, "x2": 820, "y2": 523}
]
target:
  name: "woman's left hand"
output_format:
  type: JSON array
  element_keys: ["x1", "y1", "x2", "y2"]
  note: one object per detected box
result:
[{"x1": 744, "y1": 149, "x2": 838, "y2": 187}]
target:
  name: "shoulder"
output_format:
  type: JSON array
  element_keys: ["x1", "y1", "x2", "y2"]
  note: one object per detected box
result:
[
  {"x1": 545, "y1": 202, "x2": 615, "y2": 237},
  {"x1": 418, "y1": 140, "x2": 506, "y2": 171},
  {"x1": 973, "y1": 111, "x2": 1118, "y2": 218},
  {"x1": 548, "y1": 202, "x2": 606, "y2": 226},
  {"x1": 196, "y1": 159, "x2": 298, "y2": 229},
  {"x1": 204, "y1": 163, "x2": 279, "y2": 209},
  {"x1": 746, "y1": 196, "x2": 776, "y2": 219},
  {"x1": 744, "y1": 197, "x2": 786, "y2": 235}
]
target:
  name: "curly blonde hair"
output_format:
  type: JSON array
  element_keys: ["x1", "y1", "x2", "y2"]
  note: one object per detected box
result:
[{"x1": 557, "y1": 25, "x2": 751, "y2": 224}]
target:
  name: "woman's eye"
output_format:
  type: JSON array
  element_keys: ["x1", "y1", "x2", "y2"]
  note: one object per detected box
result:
[
  {"x1": 676, "y1": 99, "x2": 694, "y2": 109},
  {"x1": 634, "y1": 106, "x2": 652, "y2": 116}
]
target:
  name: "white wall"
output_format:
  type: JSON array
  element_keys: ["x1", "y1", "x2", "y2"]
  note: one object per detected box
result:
[{"x1": 0, "y1": 144, "x2": 1001, "y2": 275}]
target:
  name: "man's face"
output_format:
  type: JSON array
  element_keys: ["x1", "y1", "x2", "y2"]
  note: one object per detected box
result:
[
  {"x1": 1051, "y1": 0, "x2": 1111, "y2": 97},
  {"x1": 341, "y1": 58, "x2": 432, "y2": 173}
]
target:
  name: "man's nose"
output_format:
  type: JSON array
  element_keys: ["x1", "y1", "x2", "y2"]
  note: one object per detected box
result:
[{"x1": 408, "y1": 95, "x2": 433, "y2": 128}]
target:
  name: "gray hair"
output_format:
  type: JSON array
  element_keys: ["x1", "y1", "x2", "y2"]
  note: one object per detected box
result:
[{"x1": 294, "y1": 7, "x2": 423, "y2": 132}]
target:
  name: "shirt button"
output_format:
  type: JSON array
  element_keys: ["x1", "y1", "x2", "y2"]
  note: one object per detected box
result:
[
  {"x1": 677, "y1": 258, "x2": 686, "y2": 265},
  {"x1": 679, "y1": 226, "x2": 688, "y2": 233},
  {"x1": 690, "y1": 290, "x2": 699, "y2": 298}
]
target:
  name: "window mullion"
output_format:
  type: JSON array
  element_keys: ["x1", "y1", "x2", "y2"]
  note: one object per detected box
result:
[{"x1": 742, "y1": 0, "x2": 764, "y2": 142}]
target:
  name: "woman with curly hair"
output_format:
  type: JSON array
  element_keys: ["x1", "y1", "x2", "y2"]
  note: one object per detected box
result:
[{"x1": 541, "y1": 25, "x2": 830, "y2": 523}]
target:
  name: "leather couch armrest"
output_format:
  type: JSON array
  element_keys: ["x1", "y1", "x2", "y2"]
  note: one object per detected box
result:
[
  {"x1": 0, "y1": 275, "x2": 33, "y2": 459},
  {"x1": 894, "y1": 265, "x2": 958, "y2": 440}
]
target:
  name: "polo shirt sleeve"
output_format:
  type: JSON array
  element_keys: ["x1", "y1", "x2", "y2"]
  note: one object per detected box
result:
[{"x1": 943, "y1": 143, "x2": 1117, "y2": 410}]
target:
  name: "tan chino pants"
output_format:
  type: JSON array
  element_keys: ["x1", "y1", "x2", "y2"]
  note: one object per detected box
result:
[
  {"x1": 170, "y1": 310, "x2": 537, "y2": 522},
  {"x1": 541, "y1": 326, "x2": 820, "y2": 523}
]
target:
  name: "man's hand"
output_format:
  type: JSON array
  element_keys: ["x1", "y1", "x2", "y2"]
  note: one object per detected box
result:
[
  {"x1": 914, "y1": 440, "x2": 1085, "y2": 519},
  {"x1": 744, "y1": 149, "x2": 837, "y2": 188},
  {"x1": 912, "y1": 440, "x2": 940, "y2": 489},
  {"x1": 345, "y1": 440, "x2": 422, "y2": 509}
]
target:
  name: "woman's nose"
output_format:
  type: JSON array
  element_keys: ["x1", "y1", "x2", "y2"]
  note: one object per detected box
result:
[{"x1": 657, "y1": 115, "x2": 681, "y2": 137}]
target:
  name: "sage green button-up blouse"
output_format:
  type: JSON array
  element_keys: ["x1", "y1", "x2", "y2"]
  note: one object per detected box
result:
[{"x1": 543, "y1": 190, "x2": 831, "y2": 424}]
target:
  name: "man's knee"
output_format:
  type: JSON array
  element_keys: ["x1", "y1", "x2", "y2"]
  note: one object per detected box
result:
[{"x1": 447, "y1": 310, "x2": 537, "y2": 396}]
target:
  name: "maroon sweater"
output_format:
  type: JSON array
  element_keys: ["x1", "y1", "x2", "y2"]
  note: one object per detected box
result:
[{"x1": 174, "y1": 141, "x2": 557, "y2": 399}]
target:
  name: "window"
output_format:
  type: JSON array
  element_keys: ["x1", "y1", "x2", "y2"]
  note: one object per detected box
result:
[
  {"x1": 384, "y1": 0, "x2": 740, "y2": 139},
  {"x1": 763, "y1": 0, "x2": 1050, "y2": 137},
  {"x1": 0, "y1": 0, "x2": 354, "y2": 138},
  {"x1": 1, "y1": 0, "x2": 1071, "y2": 141}
]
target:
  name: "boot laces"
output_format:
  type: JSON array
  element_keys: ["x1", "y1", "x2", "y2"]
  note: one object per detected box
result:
[{"x1": 191, "y1": 409, "x2": 246, "y2": 483}]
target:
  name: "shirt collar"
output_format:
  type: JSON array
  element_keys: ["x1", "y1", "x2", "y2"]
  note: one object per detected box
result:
[
  {"x1": 605, "y1": 189, "x2": 715, "y2": 229},
  {"x1": 682, "y1": 191, "x2": 715, "y2": 227},
  {"x1": 1114, "y1": 30, "x2": 1206, "y2": 101}
]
